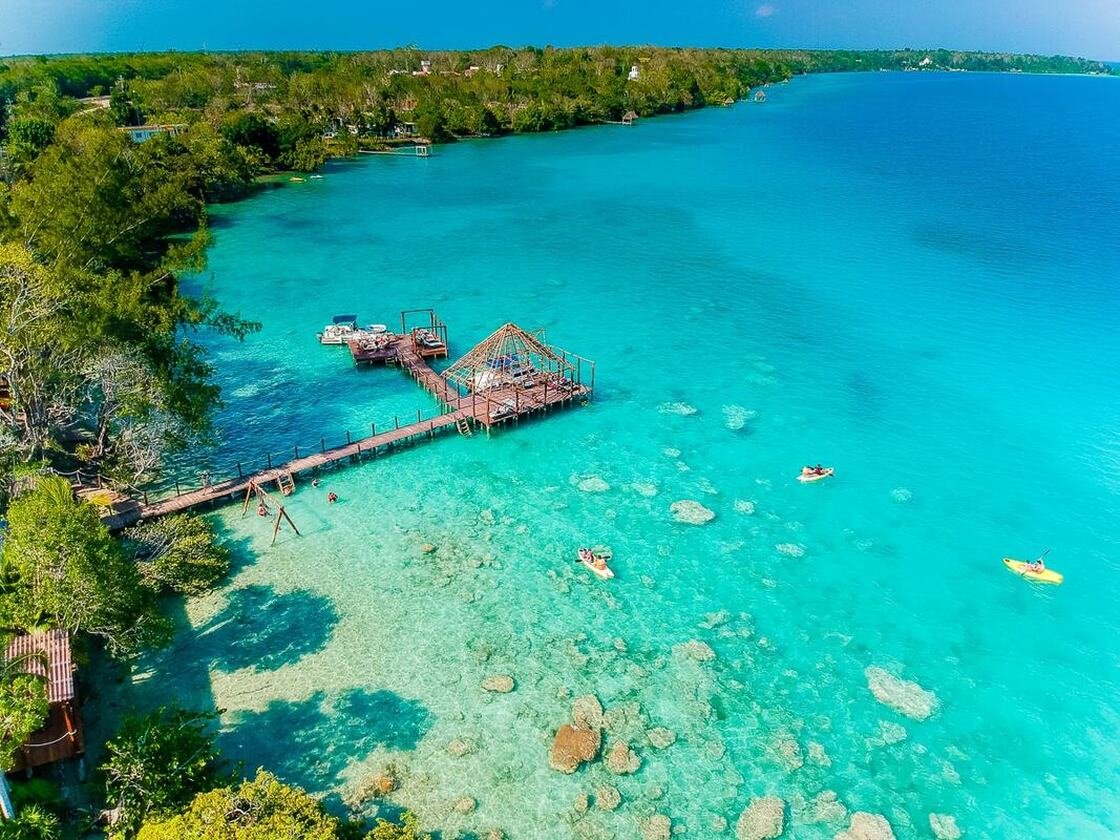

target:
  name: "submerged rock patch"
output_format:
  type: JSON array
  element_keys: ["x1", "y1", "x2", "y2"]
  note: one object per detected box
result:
[
  {"x1": 481, "y1": 675, "x2": 515, "y2": 693},
  {"x1": 671, "y1": 499, "x2": 716, "y2": 524},
  {"x1": 736, "y1": 796, "x2": 786, "y2": 840},
  {"x1": 596, "y1": 785, "x2": 622, "y2": 811},
  {"x1": 659, "y1": 401, "x2": 698, "y2": 416},
  {"x1": 865, "y1": 666, "x2": 938, "y2": 720},
  {"x1": 550, "y1": 724, "x2": 601, "y2": 773},
  {"x1": 722, "y1": 404, "x2": 757, "y2": 431},
  {"x1": 571, "y1": 694, "x2": 604, "y2": 730},
  {"x1": 835, "y1": 812, "x2": 895, "y2": 840},
  {"x1": 577, "y1": 475, "x2": 610, "y2": 493},
  {"x1": 929, "y1": 813, "x2": 961, "y2": 840},
  {"x1": 643, "y1": 814, "x2": 672, "y2": 840},
  {"x1": 605, "y1": 740, "x2": 641, "y2": 774},
  {"x1": 446, "y1": 738, "x2": 476, "y2": 757},
  {"x1": 674, "y1": 639, "x2": 716, "y2": 662},
  {"x1": 812, "y1": 791, "x2": 847, "y2": 825}
]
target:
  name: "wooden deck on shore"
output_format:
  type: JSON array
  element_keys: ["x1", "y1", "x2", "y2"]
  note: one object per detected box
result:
[{"x1": 140, "y1": 317, "x2": 591, "y2": 519}]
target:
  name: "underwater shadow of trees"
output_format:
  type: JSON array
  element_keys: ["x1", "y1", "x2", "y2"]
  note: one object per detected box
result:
[
  {"x1": 220, "y1": 688, "x2": 432, "y2": 796},
  {"x1": 191, "y1": 583, "x2": 340, "y2": 673}
]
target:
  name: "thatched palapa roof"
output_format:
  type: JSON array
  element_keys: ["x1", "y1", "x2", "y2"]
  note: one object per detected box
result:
[{"x1": 442, "y1": 322, "x2": 580, "y2": 395}]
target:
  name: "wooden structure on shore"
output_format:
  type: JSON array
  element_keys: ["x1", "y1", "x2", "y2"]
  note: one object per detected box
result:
[
  {"x1": 137, "y1": 312, "x2": 594, "y2": 521},
  {"x1": 358, "y1": 144, "x2": 431, "y2": 157},
  {"x1": 241, "y1": 480, "x2": 300, "y2": 545},
  {"x1": 605, "y1": 111, "x2": 640, "y2": 126},
  {"x1": 4, "y1": 630, "x2": 83, "y2": 772}
]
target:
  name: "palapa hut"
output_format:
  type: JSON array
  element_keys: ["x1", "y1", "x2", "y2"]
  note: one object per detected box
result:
[
  {"x1": 442, "y1": 323, "x2": 594, "y2": 427},
  {"x1": 621, "y1": 110, "x2": 639, "y2": 125},
  {"x1": 3, "y1": 630, "x2": 84, "y2": 772}
]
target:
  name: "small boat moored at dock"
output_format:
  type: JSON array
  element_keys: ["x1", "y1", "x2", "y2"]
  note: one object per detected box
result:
[{"x1": 318, "y1": 315, "x2": 359, "y2": 345}]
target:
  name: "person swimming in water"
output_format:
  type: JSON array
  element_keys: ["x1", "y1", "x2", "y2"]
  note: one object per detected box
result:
[{"x1": 327, "y1": 491, "x2": 338, "y2": 504}]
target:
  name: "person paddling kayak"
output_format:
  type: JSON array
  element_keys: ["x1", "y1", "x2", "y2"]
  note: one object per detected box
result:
[
  {"x1": 1026, "y1": 549, "x2": 1050, "y2": 574},
  {"x1": 798, "y1": 464, "x2": 834, "y2": 482},
  {"x1": 578, "y1": 547, "x2": 607, "y2": 570}
]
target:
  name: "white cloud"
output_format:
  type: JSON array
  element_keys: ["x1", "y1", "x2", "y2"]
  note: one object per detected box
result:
[{"x1": 755, "y1": 4, "x2": 775, "y2": 17}]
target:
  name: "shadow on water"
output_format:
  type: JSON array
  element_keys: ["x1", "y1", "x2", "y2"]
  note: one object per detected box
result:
[
  {"x1": 220, "y1": 688, "x2": 432, "y2": 796},
  {"x1": 191, "y1": 583, "x2": 340, "y2": 673}
]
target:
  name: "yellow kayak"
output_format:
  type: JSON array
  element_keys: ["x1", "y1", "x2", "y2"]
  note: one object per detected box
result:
[{"x1": 1003, "y1": 557, "x2": 1063, "y2": 585}]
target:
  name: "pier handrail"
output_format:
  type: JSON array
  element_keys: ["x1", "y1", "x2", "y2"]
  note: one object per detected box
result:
[{"x1": 144, "y1": 403, "x2": 455, "y2": 501}]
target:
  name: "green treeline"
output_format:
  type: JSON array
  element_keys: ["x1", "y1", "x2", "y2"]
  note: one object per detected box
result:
[{"x1": 1, "y1": 47, "x2": 1114, "y2": 166}]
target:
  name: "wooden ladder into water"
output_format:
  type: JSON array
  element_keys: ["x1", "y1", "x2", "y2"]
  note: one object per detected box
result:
[
  {"x1": 276, "y1": 470, "x2": 296, "y2": 496},
  {"x1": 456, "y1": 416, "x2": 473, "y2": 437}
]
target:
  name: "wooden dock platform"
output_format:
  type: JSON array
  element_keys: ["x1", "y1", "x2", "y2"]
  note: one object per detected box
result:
[{"x1": 138, "y1": 313, "x2": 593, "y2": 519}]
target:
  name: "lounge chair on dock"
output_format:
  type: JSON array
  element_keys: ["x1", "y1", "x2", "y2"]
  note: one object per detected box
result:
[{"x1": 489, "y1": 399, "x2": 517, "y2": 421}]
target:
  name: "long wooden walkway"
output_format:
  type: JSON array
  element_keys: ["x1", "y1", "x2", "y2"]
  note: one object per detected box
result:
[
  {"x1": 140, "y1": 327, "x2": 591, "y2": 519},
  {"x1": 142, "y1": 408, "x2": 463, "y2": 518}
]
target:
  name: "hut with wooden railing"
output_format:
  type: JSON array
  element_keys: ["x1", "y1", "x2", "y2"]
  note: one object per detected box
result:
[
  {"x1": 442, "y1": 323, "x2": 594, "y2": 429},
  {"x1": 3, "y1": 630, "x2": 83, "y2": 772}
]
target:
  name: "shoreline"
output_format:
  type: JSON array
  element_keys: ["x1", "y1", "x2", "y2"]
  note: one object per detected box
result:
[{"x1": 277, "y1": 67, "x2": 1115, "y2": 180}]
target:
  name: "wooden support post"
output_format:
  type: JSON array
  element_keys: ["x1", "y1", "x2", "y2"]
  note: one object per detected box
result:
[
  {"x1": 320, "y1": 437, "x2": 325, "y2": 453},
  {"x1": 237, "y1": 462, "x2": 243, "y2": 478},
  {"x1": 346, "y1": 431, "x2": 351, "y2": 445}
]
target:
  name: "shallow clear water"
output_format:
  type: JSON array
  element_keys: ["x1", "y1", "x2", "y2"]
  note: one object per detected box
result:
[{"x1": 105, "y1": 72, "x2": 1120, "y2": 838}]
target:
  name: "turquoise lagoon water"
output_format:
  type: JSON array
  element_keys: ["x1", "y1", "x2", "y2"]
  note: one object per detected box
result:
[{"x1": 110, "y1": 73, "x2": 1120, "y2": 838}]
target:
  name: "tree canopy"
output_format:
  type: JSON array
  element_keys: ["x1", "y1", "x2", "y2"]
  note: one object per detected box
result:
[
  {"x1": 101, "y1": 706, "x2": 226, "y2": 839},
  {"x1": 135, "y1": 770, "x2": 348, "y2": 840},
  {"x1": 122, "y1": 514, "x2": 231, "y2": 595},
  {"x1": 0, "y1": 476, "x2": 171, "y2": 656},
  {"x1": 0, "y1": 664, "x2": 48, "y2": 772}
]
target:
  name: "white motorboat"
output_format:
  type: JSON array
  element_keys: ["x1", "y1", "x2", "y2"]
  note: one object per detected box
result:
[{"x1": 318, "y1": 315, "x2": 358, "y2": 345}]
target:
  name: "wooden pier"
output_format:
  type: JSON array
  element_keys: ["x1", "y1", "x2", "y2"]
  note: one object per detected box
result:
[
  {"x1": 139, "y1": 314, "x2": 594, "y2": 519},
  {"x1": 358, "y1": 145, "x2": 431, "y2": 157}
]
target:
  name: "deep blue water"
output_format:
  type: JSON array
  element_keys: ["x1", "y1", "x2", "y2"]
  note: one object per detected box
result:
[{"x1": 141, "y1": 72, "x2": 1120, "y2": 838}]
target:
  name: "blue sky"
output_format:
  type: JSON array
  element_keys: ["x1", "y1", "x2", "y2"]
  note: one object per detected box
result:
[{"x1": 2, "y1": 0, "x2": 1118, "y2": 60}]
